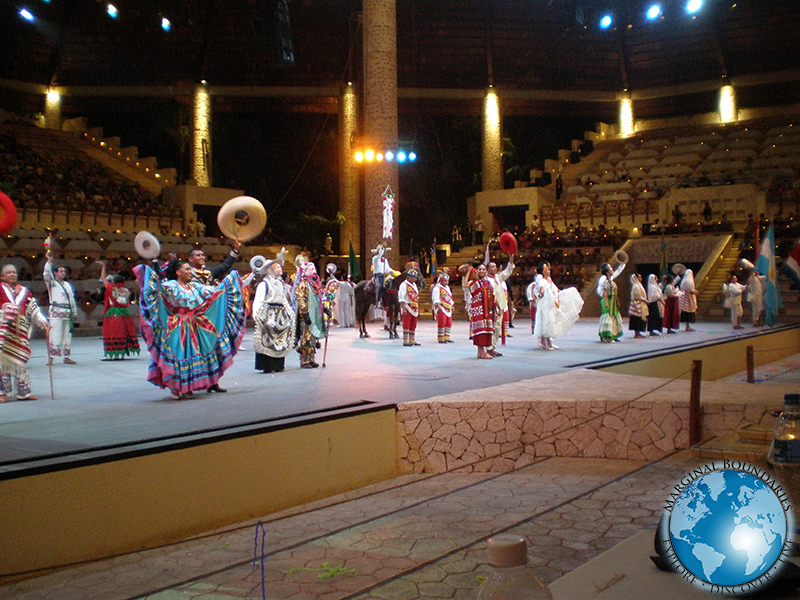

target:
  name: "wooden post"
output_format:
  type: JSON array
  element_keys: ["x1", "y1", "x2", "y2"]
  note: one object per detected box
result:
[
  {"x1": 746, "y1": 345, "x2": 755, "y2": 383},
  {"x1": 690, "y1": 360, "x2": 703, "y2": 446}
]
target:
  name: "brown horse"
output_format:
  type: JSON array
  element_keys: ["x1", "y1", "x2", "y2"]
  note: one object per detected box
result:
[{"x1": 354, "y1": 272, "x2": 425, "y2": 339}]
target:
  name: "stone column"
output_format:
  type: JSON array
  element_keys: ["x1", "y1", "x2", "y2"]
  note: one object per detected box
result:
[
  {"x1": 363, "y1": 0, "x2": 400, "y2": 267},
  {"x1": 482, "y1": 87, "x2": 503, "y2": 191},
  {"x1": 192, "y1": 83, "x2": 212, "y2": 187},
  {"x1": 619, "y1": 96, "x2": 635, "y2": 138},
  {"x1": 339, "y1": 83, "x2": 360, "y2": 256},
  {"x1": 719, "y1": 85, "x2": 738, "y2": 123},
  {"x1": 44, "y1": 89, "x2": 61, "y2": 131}
]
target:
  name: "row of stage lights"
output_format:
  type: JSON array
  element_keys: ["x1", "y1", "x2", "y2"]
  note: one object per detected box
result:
[
  {"x1": 19, "y1": 4, "x2": 173, "y2": 31},
  {"x1": 598, "y1": 0, "x2": 708, "y2": 29},
  {"x1": 354, "y1": 148, "x2": 417, "y2": 164}
]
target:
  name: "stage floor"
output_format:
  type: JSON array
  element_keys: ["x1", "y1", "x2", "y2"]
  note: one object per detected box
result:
[{"x1": 0, "y1": 319, "x2": 780, "y2": 471}]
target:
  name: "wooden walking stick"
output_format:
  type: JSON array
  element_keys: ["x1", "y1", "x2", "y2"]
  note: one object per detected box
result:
[{"x1": 322, "y1": 312, "x2": 330, "y2": 368}]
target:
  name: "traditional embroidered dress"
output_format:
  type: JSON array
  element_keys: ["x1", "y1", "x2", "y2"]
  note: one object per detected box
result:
[
  {"x1": 295, "y1": 266, "x2": 327, "y2": 367},
  {"x1": 0, "y1": 283, "x2": 48, "y2": 399},
  {"x1": 43, "y1": 261, "x2": 77, "y2": 361},
  {"x1": 398, "y1": 276, "x2": 420, "y2": 346},
  {"x1": 101, "y1": 280, "x2": 140, "y2": 359},
  {"x1": 134, "y1": 264, "x2": 244, "y2": 394},
  {"x1": 646, "y1": 274, "x2": 665, "y2": 335},
  {"x1": 468, "y1": 277, "x2": 495, "y2": 348},
  {"x1": 664, "y1": 281, "x2": 682, "y2": 331},
  {"x1": 431, "y1": 279, "x2": 454, "y2": 343},
  {"x1": 628, "y1": 274, "x2": 649, "y2": 334},
  {"x1": 489, "y1": 261, "x2": 514, "y2": 348},
  {"x1": 597, "y1": 265, "x2": 624, "y2": 342},
  {"x1": 533, "y1": 277, "x2": 583, "y2": 345},
  {"x1": 679, "y1": 269, "x2": 698, "y2": 324},
  {"x1": 253, "y1": 271, "x2": 296, "y2": 373}
]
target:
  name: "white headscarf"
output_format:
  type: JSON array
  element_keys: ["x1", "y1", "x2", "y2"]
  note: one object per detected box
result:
[
  {"x1": 680, "y1": 269, "x2": 696, "y2": 293},
  {"x1": 647, "y1": 274, "x2": 663, "y2": 303}
]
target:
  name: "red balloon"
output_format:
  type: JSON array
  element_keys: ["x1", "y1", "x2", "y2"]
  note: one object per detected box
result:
[
  {"x1": 499, "y1": 231, "x2": 517, "y2": 255},
  {"x1": 0, "y1": 192, "x2": 18, "y2": 235}
]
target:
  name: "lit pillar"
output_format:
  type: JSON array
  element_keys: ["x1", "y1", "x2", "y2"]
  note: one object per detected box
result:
[
  {"x1": 482, "y1": 88, "x2": 503, "y2": 191},
  {"x1": 619, "y1": 96, "x2": 635, "y2": 137},
  {"x1": 363, "y1": 0, "x2": 399, "y2": 267},
  {"x1": 719, "y1": 85, "x2": 738, "y2": 123},
  {"x1": 192, "y1": 83, "x2": 212, "y2": 187},
  {"x1": 339, "y1": 83, "x2": 360, "y2": 256},
  {"x1": 44, "y1": 89, "x2": 61, "y2": 131}
]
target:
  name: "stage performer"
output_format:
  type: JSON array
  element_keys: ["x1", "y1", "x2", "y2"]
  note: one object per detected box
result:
[
  {"x1": 533, "y1": 261, "x2": 583, "y2": 350},
  {"x1": 253, "y1": 249, "x2": 296, "y2": 373},
  {"x1": 96, "y1": 260, "x2": 140, "y2": 360},
  {"x1": 597, "y1": 263, "x2": 625, "y2": 343},
  {"x1": 679, "y1": 268, "x2": 699, "y2": 332},
  {"x1": 525, "y1": 268, "x2": 540, "y2": 335},
  {"x1": 646, "y1": 274, "x2": 665, "y2": 336},
  {"x1": 294, "y1": 259, "x2": 327, "y2": 368},
  {"x1": 185, "y1": 240, "x2": 241, "y2": 285},
  {"x1": 398, "y1": 269, "x2": 421, "y2": 346},
  {"x1": 722, "y1": 274, "x2": 746, "y2": 330},
  {"x1": 337, "y1": 277, "x2": 356, "y2": 328},
  {"x1": 487, "y1": 256, "x2": 515, "y2": 357},
  {"x1": 44, "y1": 251, "x2": 78, "y2": 364},
  {"x1": 463, "y1": 264, "x2": 496, "y2": 359},
  {"x1": 134, "y1": 260, "x2": 245, "y2": 399},
  {"x1": 431, "y1": 268, "x2": 454, "y2": 343},
  {"x1": 746, "y1": 270, "x2": 765, "y2": 327},
  {"x1": 628, "y1": 273, "x2": 649, "y2": 339},
  {"x1": 371, "y1": 243, "x2": 393, "y2": 305},
  {"x1": 0, "y1": 264, "x2": 50, "y2": 401},
  {"x1": 663, "y1": 274, "x2": 681, "y2": 334}
]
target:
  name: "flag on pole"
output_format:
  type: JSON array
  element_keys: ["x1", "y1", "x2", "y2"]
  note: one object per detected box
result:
[
  {"x1": 430, "y1": 238, "x2": 437, "y2": 282},
  {"x1": 659, "y1": 235, "x2": 668, "y2": 280},
  {"x1": 780, "y1": 240, "x2": 800, "y2": 291},
  {"x1": 408, "y1": 238, "x2": 414, "y2": 264},
  {"x1": 753, "y1": 224, "x2": 782, "y2": 327},
  {"x1": 348, "y1": 240, "x2": 361, "y2": 279}
]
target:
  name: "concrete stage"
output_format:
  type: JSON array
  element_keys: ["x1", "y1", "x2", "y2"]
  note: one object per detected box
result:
[{"x1": 0, "y1": 318, "x2": 788, "y2": 474}]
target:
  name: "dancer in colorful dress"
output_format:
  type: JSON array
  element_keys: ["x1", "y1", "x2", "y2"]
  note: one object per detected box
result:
[
  {"x1": 679, "y1": 268, "x2": 699, "y2": 332},
  {"x1": 294, "y1": 258, "x2": 327, "y2": 368},
  {"x1": 253, "y1": 249, "x2": 296, "y2": 373},
  {"x1": 628, "y1": 273, "x2": 649, "y2": 339},
  {"x1": 398, "y1": 269, "x2": 421, "y2": 346},
  {"x1": 646, "y1": 274, "x2": 665, "y2": 336},
  {"x1": 0, "y1": 264, "x2": 50, "y2": 401},
  {"x1": 463, "y1": 264, "x2": 496, "y2": 359},
  {"x1": 134, "y1": 260, "x2": 245, "y2": 399},
  {"x1": 597, "y1": 262, "x2": 625, "y2": 343},
  {"x1": 44, "y1": 251, "x2": 78, "y2": 364},
  {"x1": 663, "y1": 274, "x2": 681, "y2": 334},
  {"x1": 97, "y1": 260, "x2": 140, "y2": 360},
  {"x1": 431, "y1": 268, "x2": 454, "y2": 343}
]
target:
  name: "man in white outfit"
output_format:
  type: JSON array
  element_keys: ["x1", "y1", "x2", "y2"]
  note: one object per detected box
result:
[
  {"x1": 44, "y1": 251, "x2": 78, "y2": 365},
  {"x1": 486, "y1": 256, "x2": 515, "y2": 356}
]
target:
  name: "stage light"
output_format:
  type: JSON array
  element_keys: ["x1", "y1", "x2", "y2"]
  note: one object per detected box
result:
[
  {"x1": 599, "y1": 14, "x2": 613, "y2": 29},
  {"x1": 19, "y1": 8, "x2": 35, "y2": 21},
  {"x1": 686, "y1": 0, "x2": 702, "y2": 14},
  {"x1": 161, "y1": 17, "x2": 171, "y2": 31},
  {"x1": 364, "y1": 149, "x2": 375, "y2": 161},
  {"x1": 397, "y1": 151, "x2": 407, "y2": 163},
  {"x1": 385, "y1": 150, "x2": 395, "y2": 162},
  {"x1": 107, "y1": 3, "x2": 118, "y2": 18},
  {"x1": 408, "y1": 151, "x2": 417, "y2": 162},
  {"x1": 646, "y1": 4, "x2": 662, "y2": 20}
]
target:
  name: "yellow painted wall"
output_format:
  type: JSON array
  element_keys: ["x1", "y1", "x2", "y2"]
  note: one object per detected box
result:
[
  {"x1": 599, "y1": 328, "x2": 800, "y2": 381},
  {"x1": 0, "y1": 408, "x2": 397, "y2": 577}
]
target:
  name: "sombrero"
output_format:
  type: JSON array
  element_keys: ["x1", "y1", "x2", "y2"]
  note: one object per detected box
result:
[
  {"x1": 0, "y1": 192, "x2": 18, "y2": 235},
  {"x1": 134, "y1": 230, "x2": 161, "y2": 260},
  {"x1": 672, "y1": 263, "x2": 687, "y2": 276},
  {"x1": 326, "y1": 263, "x2": 337, "y2": 275},
  {"x1": 217, "y1": 196, "x2": 267, "y2": 242},
  {"x1": 499, "y1": 231, "x2": 517, "y2": 255}
]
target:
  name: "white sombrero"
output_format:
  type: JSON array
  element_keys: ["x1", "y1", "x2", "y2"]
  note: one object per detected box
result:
[
  {"x1": 217, "y1": 196, "x2": 267, "y2": 242},
  {"x1": 134, "y1": 230, "x2": 161, "y2": 260}
]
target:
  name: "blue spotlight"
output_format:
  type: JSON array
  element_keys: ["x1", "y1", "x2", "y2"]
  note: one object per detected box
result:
[
  {"x1": 686, "y1": 0, "x2": 702, "y2": 14},
  {"x1": 19, "y1": 8, "x2": 35, "y2": 21},
  {"x1": 161, "y1": 17, "x2": 171, "y2": 31},
  {"x1": 408, "y1": 151, "x2": 417, "y2": 162},
  {"x1": 646, "y1": 4, "x2": 662, "y2": 20},
  {"x1": 107, "y1": 3, "x2": 118, "y2": 18},
  {"x1": 599, "y1": 14, "x2": 613, "y2": 29},
  {"x1": 397, "y1": 151, "x2": 407, "y2": 163},
  {"x1": 384, "y1": 150, "x2": 395, "y2": 162}
]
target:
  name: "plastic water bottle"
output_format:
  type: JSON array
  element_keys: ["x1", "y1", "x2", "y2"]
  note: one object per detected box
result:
[
  {"x1": 772, "y1": 393, "x2": 800, "y2": 463},
  {"x1": 477, "y1": 534, "x2": 553, "y2": 600}
]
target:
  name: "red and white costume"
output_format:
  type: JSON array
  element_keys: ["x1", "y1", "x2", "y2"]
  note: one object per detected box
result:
[
  {"x1": 431, "y1": 273, "x2": 454, "y2": 343},
  {"x1": 398, "y1": 274, "x2": 420, "y2": 346}
]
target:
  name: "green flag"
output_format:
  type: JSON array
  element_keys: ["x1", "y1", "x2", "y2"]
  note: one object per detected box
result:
[{"x1": 348, "y1": 240, "x2": 361, "y2": 279}]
